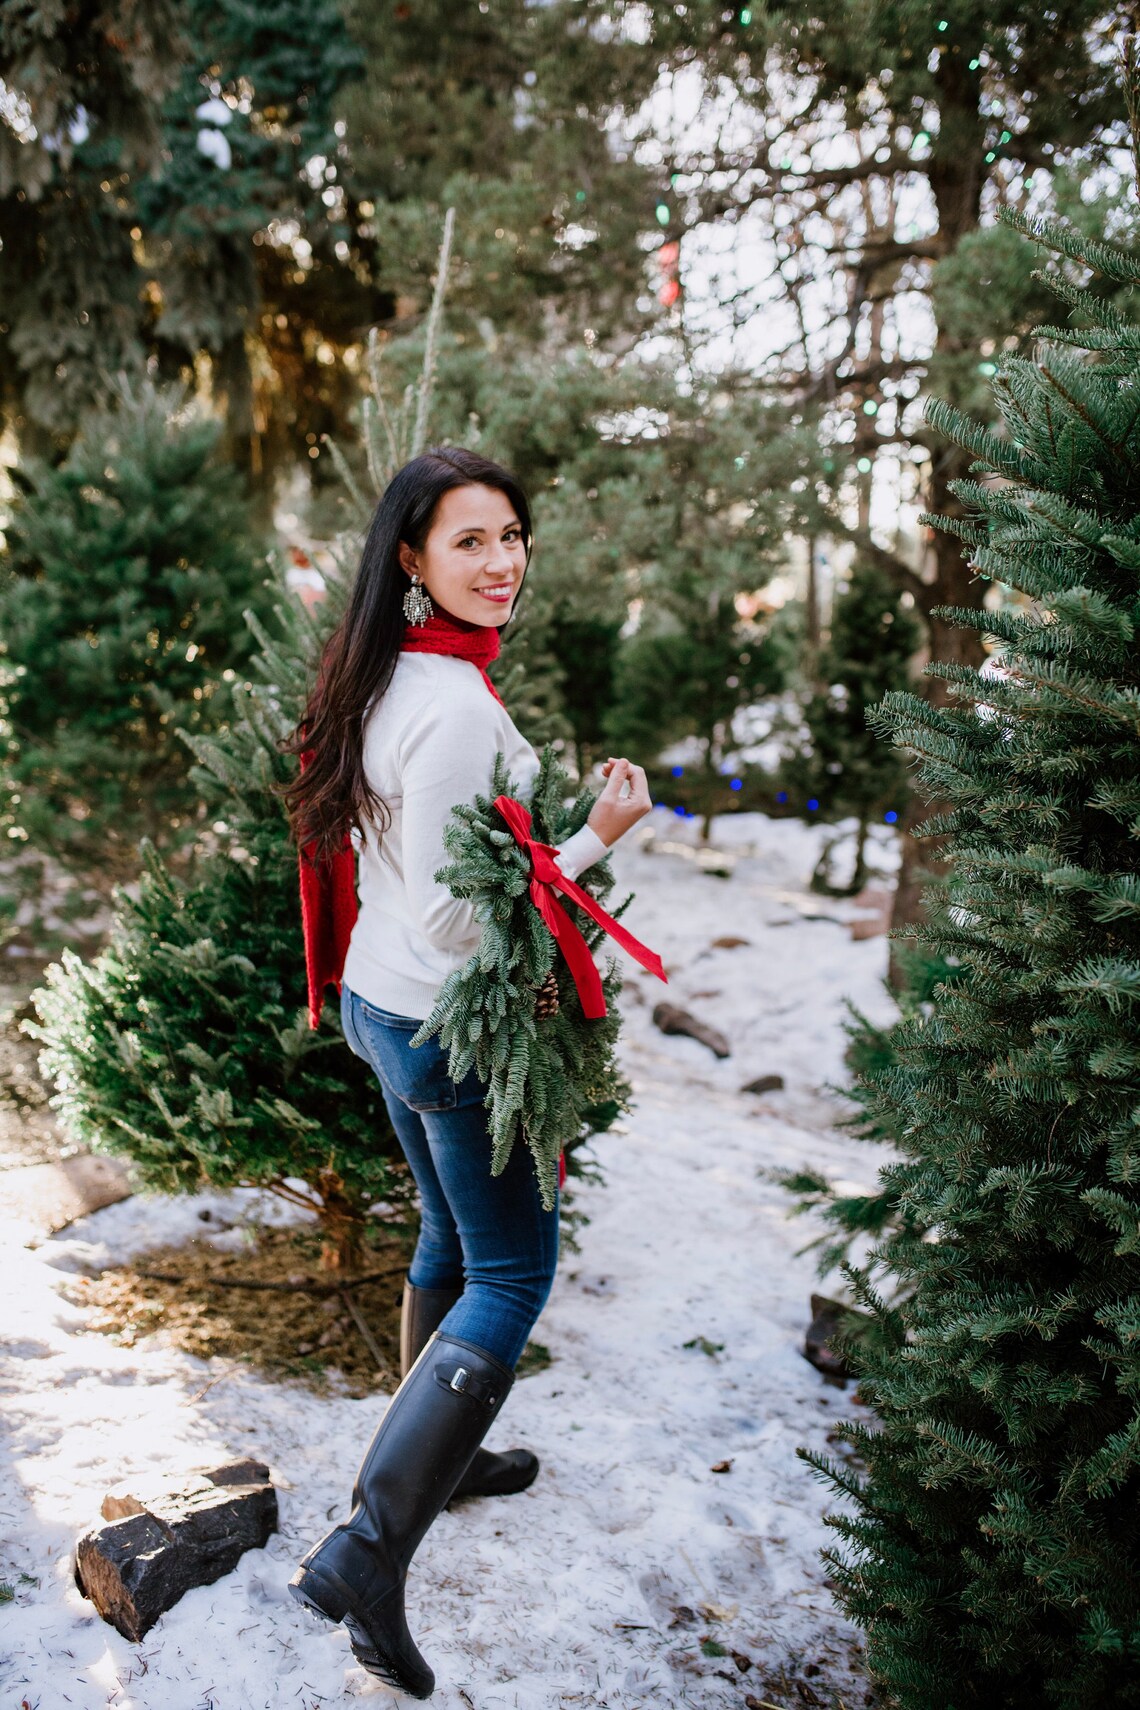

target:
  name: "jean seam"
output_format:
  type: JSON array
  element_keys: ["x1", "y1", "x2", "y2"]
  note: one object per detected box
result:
[{"x1": 355, "y1": 997, "x2": 420, "y2": 1030}]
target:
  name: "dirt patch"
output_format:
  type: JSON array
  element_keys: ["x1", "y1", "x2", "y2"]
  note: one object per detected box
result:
[
  {"x1": 63, "y1": 1221, "x2": 556, "y2": 1399},
  {"x1": 64, "y1": 1222, "x2": 415, "y2": 1399}
]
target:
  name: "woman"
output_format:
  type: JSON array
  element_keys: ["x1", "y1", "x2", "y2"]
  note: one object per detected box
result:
[{"x1": 283, "y1": 446, "x2": 650, "y2": 1696}]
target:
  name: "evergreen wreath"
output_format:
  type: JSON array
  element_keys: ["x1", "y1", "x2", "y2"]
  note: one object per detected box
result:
[{"x1": 412, "y1": 744, "x2": 632, "y2": 1209}]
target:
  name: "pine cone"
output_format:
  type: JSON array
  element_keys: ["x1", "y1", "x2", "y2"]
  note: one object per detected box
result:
[{"x1": 534, "y1": 968, "x2": 560, "y2": 1019}]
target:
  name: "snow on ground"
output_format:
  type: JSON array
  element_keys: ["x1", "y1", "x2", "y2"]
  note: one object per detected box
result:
[{"x1": 1, "y1": 812, "x2": 899, "y2": 1710}]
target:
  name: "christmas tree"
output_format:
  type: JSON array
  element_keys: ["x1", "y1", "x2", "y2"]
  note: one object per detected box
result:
[
  {"x1": 782, "y1": 556, "x2": 922, "y2": 894},
  {"x1": 0, "y1": 381, "x2": 269, "y2": 870},
  {"x1": 804, "y1": 205, "x2": 1140, "y2": 1708},
  {"x1": 29, "y1": 592, "x2": 410, "y2": 1269},
  {"x1": 599, "y1": 382, "x2": 821, "y2": 823}
]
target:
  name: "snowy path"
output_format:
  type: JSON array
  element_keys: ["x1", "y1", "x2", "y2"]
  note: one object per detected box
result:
[{"x1": 1, "y1": 814, "x2": 897, "y2": 1709}]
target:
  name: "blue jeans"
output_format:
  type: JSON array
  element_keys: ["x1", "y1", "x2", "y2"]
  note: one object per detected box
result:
[{"x1": 340, "y1": 982, "x2": 559, "y2": 1371}]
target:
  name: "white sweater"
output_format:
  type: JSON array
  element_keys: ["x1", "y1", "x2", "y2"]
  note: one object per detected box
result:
[{"x1": 341, "y1": 652, "x2": 608, "y2": 1020}]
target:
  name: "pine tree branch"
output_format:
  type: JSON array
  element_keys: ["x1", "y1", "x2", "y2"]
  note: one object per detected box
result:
[{"x1": 411, "y1": 206, "x2": 456, "y2": 459}]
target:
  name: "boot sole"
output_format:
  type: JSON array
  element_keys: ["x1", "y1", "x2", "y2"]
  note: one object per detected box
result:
[{"x1": 288, "y1": 1564, "x2": 433, "y2": 1698}]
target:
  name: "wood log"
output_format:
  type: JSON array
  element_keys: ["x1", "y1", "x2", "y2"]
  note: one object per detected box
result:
[
  {"x1": 740, "y1": 1073, "x2": 785, "y2": 1095},
  {"x1": 99, "y1": 1459, "x2": 270, "y2": 1522},
  {"x1": 76, "y1": 1460, "x2": 277, "y2": 1640},
  {"x1": 652, "y1": 1002, "x2": 731, "y2": 1059}
]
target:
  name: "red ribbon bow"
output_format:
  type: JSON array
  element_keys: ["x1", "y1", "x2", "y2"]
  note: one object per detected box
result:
[{"x1": 493, "y1": 795, "x2": 667, "y2": 1018}]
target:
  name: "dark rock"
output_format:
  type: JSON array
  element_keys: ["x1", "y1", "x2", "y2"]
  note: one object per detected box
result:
[
  {"x1": 652, "y1": 1002, "x2": 731, "y2": 1058},
  {"x1": 710, "y1": 935, "x2": 750, "y2": 949},
  {"x1": 77, "y1": 1460, "x2": 277, "y2": 1640},
  {"x1": 740, "y1": 1073, "x2": 785, "y2": 1095},
  {"x1": 804, "y1": 1293, "x2": 860, "y2": 1383}
]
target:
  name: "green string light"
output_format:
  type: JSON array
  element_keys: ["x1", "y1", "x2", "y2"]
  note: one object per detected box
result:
[
  {"x1": 978, "y1": 361, "x2": 998, "y2": 376},
  {"x1": 655, "y1": 203, "x2": 670, "y2": 225},
  {"x1": 968, "y1": 57, "x2": 980, "y2": 70},
  {"x1": 857, "y1": 456, "x2": 873, "y2": 473},
  {"x1": 863, "y1": 399, "x2": 879, "y2": 416},
  {"x1": 936, "y1": 18, "x2": 949, "y2": 30},
  {"x1": 985, "y1": 150, "x2": 996, "y2": 163},
  {"x1": 739, "y1": 6, "x2": 752, "y2": 22}
]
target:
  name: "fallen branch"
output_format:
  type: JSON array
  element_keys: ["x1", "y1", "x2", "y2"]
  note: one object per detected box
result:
[
  {"x1": 341, "y1": 1289, "x2": 394, "y2": 1377},
  {"x1": 133, "y1": 1261, "x2": 407, "y2": 1296}
]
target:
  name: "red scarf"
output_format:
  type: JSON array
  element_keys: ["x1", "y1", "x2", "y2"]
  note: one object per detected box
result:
[
  {"x1": 300, "y1": 610, "x2": 504, "y2": 1029},
  {"x1": 401, "y1": 610, "x2": 503, "y2": 705}
]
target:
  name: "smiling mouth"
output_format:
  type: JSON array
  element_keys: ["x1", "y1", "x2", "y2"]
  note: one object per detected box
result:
[{"x1": 475, "y1": 586, "x2": 514, "y2": 601}]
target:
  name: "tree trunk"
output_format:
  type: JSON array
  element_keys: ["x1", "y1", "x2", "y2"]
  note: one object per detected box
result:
[
  {"x1": 851, "y1": 811, "x2": 869, "y2": 895},
  {"x1": 805, "y1": 532, "x2": 821, "y2": 664},
  {"x1": 887, "y1": 71, "x2": 988, "y2": 981},
  {"x1": 887, "y1": 443, "x2": 986, "y2": 986},
  {"x1": 316, "y1": 1168, "x2": 368, "y2": 1272}
]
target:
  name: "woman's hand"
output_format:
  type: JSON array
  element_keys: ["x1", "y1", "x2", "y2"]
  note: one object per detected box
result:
[{"x1": 587, "y1": 757, "x2": 652, "y2": 848}]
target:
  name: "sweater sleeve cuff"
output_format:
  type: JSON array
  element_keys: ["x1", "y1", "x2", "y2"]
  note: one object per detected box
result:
[{"x1": 554, "y1": 823, "x2": 610, "y2": 882}]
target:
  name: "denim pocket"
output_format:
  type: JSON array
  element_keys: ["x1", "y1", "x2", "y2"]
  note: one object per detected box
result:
[
  {"x1": 350, "y1": 996, "x2": 458, "y2": 1113},
  {"x1": 339, "y1": 983, "x2": 368, "y2": 1062}
]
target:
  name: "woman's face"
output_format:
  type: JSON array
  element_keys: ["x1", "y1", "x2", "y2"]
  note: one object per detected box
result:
[{"x1": 398, "y1": 483, "x2": 528, "y2": 627}]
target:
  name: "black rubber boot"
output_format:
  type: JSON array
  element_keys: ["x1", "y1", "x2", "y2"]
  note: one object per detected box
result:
[
  {"x1": 289, "y1": 1331, "x2": 514, "y2": 1696},
  {"x1": 402, "y1": 1280, "x2": 539, "y2": 1500}
]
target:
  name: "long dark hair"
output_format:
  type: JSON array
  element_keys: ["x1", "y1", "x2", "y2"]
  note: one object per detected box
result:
[{"x1": 282, "y1": 445, "x2": 533, "y2": 861}]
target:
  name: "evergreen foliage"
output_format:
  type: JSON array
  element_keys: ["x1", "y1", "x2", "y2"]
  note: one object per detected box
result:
[
  {"x1": 596, "y1": 387, "x2": 821, "y2": 796},
  {"x1": 413, "y1": 746, "x2": 631, "y2": 1212},
  {"x1": 0, "y1": 382, "x2": 269, "y2": 868},
  {"x1": 28, "y1": 587, "x2": 410, "y2": 1266},
  {"x1": 25, "y1": 219, "x2": 461, "y2": 1265},
  {"x1": 805, "y1": 208, "x2": 1140, "y2": 1709},
  {"x1": 609, "y1": 601, "x2": 784, "y2": 772},
  {"x1": 782, "y1": 557, "x2": 922, "y2": 893},
  {"x1": 0, "y1": 0, "x2": 367, "y2": 451}
]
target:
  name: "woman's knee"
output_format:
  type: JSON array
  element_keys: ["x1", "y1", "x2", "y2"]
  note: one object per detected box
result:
[{"x1": 409, "y1": 1208, "x2": 464, "y2": 1285}]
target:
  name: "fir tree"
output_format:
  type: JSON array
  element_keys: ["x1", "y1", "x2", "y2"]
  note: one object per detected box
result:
[
  {"x1": 803, "y1": 207, "x2": 1140, "y2": 1709},
  {"x1": 609, "y1": 603, "x2": 783, "y2": 779},
  {"x1": 0, "y1": 381, "x2": 269, "y2": 870},
  {"x1": 783, "y1": 557, "x2": 922, "y2": 894},
  {"x1": 28, "y1": 589, "x2": 410, "y2": 1270},
  {"x1": 596, "y1": 381, "x2": 821, "y2": 820}
]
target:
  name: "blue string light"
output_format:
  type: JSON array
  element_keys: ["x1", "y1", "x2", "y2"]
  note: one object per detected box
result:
[
  {"x1": 807, "y1": 798, "x2": 819, "y2": 811},
  {"x1": 729, "y1": 778, "x2": 743, "y2": 792},
  {"x1": 776, "y1": 790, "x2": 788, "y2": 804},
  {"x1": 671, "y1": 765, "x2": 684, "y2": 778},
  {"x1": 673, "y1": 805, "x2": 686, "y2": 817},
  {"x1": 884, "y1": 809, "x2": 899, "y2": 824}
]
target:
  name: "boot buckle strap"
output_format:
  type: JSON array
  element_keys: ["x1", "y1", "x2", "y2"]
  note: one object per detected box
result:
[{"x1": 436, "y1": 1362, "x2": 499, "y2": 1406}]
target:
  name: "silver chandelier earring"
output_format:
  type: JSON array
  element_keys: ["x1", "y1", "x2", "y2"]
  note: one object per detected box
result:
[{"x1": 402, "y1": 574, "x2": 433, "y2": 627}]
